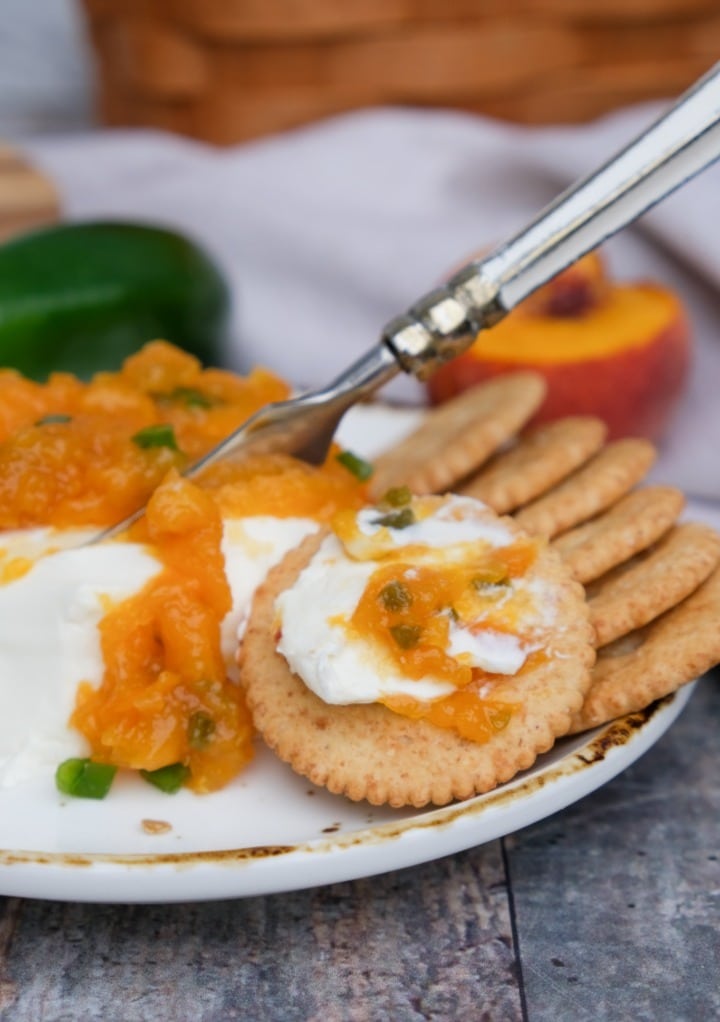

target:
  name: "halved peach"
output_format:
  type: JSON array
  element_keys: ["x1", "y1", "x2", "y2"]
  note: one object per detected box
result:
[{"x1": 427, "y1": 252, "x2": 691, "y2": 442}]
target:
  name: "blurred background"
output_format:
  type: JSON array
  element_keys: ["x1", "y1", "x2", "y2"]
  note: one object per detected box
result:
[
  {"x1": 1, "y1": 0, "x2": 720, "y2": 500},
  {"x1": 0, "y1": 0, "x2": 93, "y2": 136}
]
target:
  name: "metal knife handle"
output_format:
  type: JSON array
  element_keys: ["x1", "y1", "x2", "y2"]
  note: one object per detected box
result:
[{"x1": 385, "y1": 61, "x2": 720, "y2": 378}]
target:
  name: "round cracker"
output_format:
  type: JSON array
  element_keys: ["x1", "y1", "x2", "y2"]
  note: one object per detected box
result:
[
  {"x1": 460, "y1": 416, "x2": 607, "y2": 513},
  {"x1": 368, "y1": 373, "x2": 546, "y2": 499},
  {"x1": 587, "y1": 522, "x2": 720, "y2": 648},
  {"x1": 513, "y1": 438, "x2": 656, "y2": 539},
  {"x1": 552, "y1": 485, "x2": 685, "y2": 584},
  {"x1": 241, "y1": 520, "x2": 595, "y2": 808},
  {"x1": 568, "y1": 565, "x2": 720, "y2": 733}
]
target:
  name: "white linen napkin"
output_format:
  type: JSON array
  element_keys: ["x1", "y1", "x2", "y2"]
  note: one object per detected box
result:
[{"x1": 18, "y1": 105, "x2": 720, "y2": 522}]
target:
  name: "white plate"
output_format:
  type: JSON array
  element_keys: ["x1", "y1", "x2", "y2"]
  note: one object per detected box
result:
[
  {"x1": 0, "y1": 404, "x2": 696, "y2": 903},
  {"x1": 0, "y1": 687, "x2": 694, "y2": 903}
]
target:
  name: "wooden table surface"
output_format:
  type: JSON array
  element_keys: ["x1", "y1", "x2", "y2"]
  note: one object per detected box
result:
[{"x1": 0, "y1": 670, "x2": 716, "y2": 1022}]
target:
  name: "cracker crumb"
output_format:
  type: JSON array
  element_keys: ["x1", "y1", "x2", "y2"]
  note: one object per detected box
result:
[{"x1": 141, "y1": 818, "x2": 172, "y2": 835}]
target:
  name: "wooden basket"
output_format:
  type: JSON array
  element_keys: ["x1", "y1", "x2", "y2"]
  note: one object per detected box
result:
[{"x1": 81, "y1": 0, "x2": 720, "y2": 144}]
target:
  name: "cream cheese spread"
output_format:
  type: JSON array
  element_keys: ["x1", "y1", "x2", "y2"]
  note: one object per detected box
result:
[
  {"x1": 221, "y1": 516, "x2": 318, "y2": 678},
  {"x1": 0, "y1": 537, "x2": 162, "y2": 788},
  {"x1": 276, "y1": 495, "x2": 545, "y2": 707}
]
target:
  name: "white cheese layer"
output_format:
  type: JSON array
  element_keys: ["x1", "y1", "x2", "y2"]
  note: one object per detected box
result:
[
  {"x1": 355, "y1": 498, "x2": 512, "y2": 548},
  {"x1": 343, "y1": 495, "x2": 514, "y2": 562},
  {"x1": 277, "y1": 534, "x2": 456, "y2": 704},
  {"x1": 447, "y1": 622, "x2": 527, "y2": 674},
  {"x1": 221, "y1": 516, "x2": 318, "y2": 679},
  {"x1": 0, "y1": 526, "x2": 99, "y2": 577},
  {"x1": 0, "y1": 538, "x2": 162, "y2": 788}
]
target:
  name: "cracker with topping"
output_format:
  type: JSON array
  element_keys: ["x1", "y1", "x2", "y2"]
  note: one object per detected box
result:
[{"x1": 241, "y1": 495, "x2": 595, "y2": 808}]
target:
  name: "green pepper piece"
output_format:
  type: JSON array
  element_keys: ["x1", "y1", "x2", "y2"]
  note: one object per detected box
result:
[
  {"x1": 472, "y1": 574, "x2": 511, "y2": 592},
  {"x1": 35, "y1": 413, "x2": 72, "y2": 426},
  {"x1": 390, "y1": 624, "x2": 422, "y2": 649},
  {"x1": 336, "y1": 450, "x2": 374, "y2": 481},
  {"x1": 131, "y1": 423, "x2": 179, "y2": 451},
  {"x1": 0, "y1": 222, "x2": 229, "y2": 380},
  {"x1": 374, "y1": 507, "x2": 416, "y2": 529},
  {"x1": 140, "y1": 763, "x2": 190, "y2": 794},
  {"x1": 379, "y1": 580, "x2": 413, "y2": 612},
  {"x1": 188, "y1": 711, "x2": 216, "y2": 749},
  {"x1": 161, "y1": 387, "x2": 215, "y2": 409},
  {"x1": 378, "y1": 485, "x2": 412, "y2": 509},
  {"x1": 55, "y1": 758, "x2": 117, "y2": 799}
]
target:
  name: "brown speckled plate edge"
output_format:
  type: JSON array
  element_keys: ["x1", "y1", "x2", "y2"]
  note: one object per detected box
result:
[{"x1": 0, "y1": 685, "x2": 694, "y2": 903}]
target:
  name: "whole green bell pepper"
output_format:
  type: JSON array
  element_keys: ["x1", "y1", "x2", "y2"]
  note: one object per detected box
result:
[{"x1": 0, "y1": 221, "x2": 230, "y2": 379}]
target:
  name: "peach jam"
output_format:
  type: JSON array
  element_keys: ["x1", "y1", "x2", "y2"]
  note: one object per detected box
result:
[{"x1": 0, "y1": 343, "x2": 369, "y2": 793}]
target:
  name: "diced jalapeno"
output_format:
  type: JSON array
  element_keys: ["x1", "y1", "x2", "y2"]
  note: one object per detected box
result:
[
  {"x1": 55, "y1": 758, "x2": 117, "y2": 799},
  {"x1": 140, "y1": 763, "x2": 190, "y2": 794},
  {"x1": 164, "y1": 387, "x2": 214, "y2": 409},
  {"x1": 188, "y1": 711, "x2": 216, "y2": 749},
  {"x1": 390, "y1": 623, "x2": 422, "y2": 649},
  {"x1": 471, "y1": 573, "x2": 510, "y2": 592},
  {"x1": 335, "y1": 450, "x2": 374, "y2": 481},
  {"x1": 488, "y1": 706, "x2": 513, "y2": 731},
  {"x1": 35, "y1": 413, "x2": 72, "y2": 426},
  {"x1": 374, "y1": 507, "x2": 416, "y2": 529},
  {"x1": 379, "y1": 579, "x2": 413, "y2": 612},
  {"x1": 131, "y1": 423, "x2": 179, "y2": 451},
  {"x1": 378, "y1": 485, "x2": 412, "y2": 509}
]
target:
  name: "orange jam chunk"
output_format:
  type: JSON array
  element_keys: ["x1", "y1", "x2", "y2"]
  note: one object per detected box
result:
[
  {"x1": 346, "y1": 525, "x2": 540, "y2": 744},
  {"x1": 382, "y1": 690, "x2": 517, "y2": 745},
  {"x1": 200, "y1": 451, "x2": 368, "y2": 521},
  {"x1": 350, "y1": 563, "x2": 475, "y2": 688},
  {"x1": 71, "y1": 473, "x2": 254, "y2": 793},
  {"x1": 0, "y1": 341, "x2": 290, "y2": 529}
]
